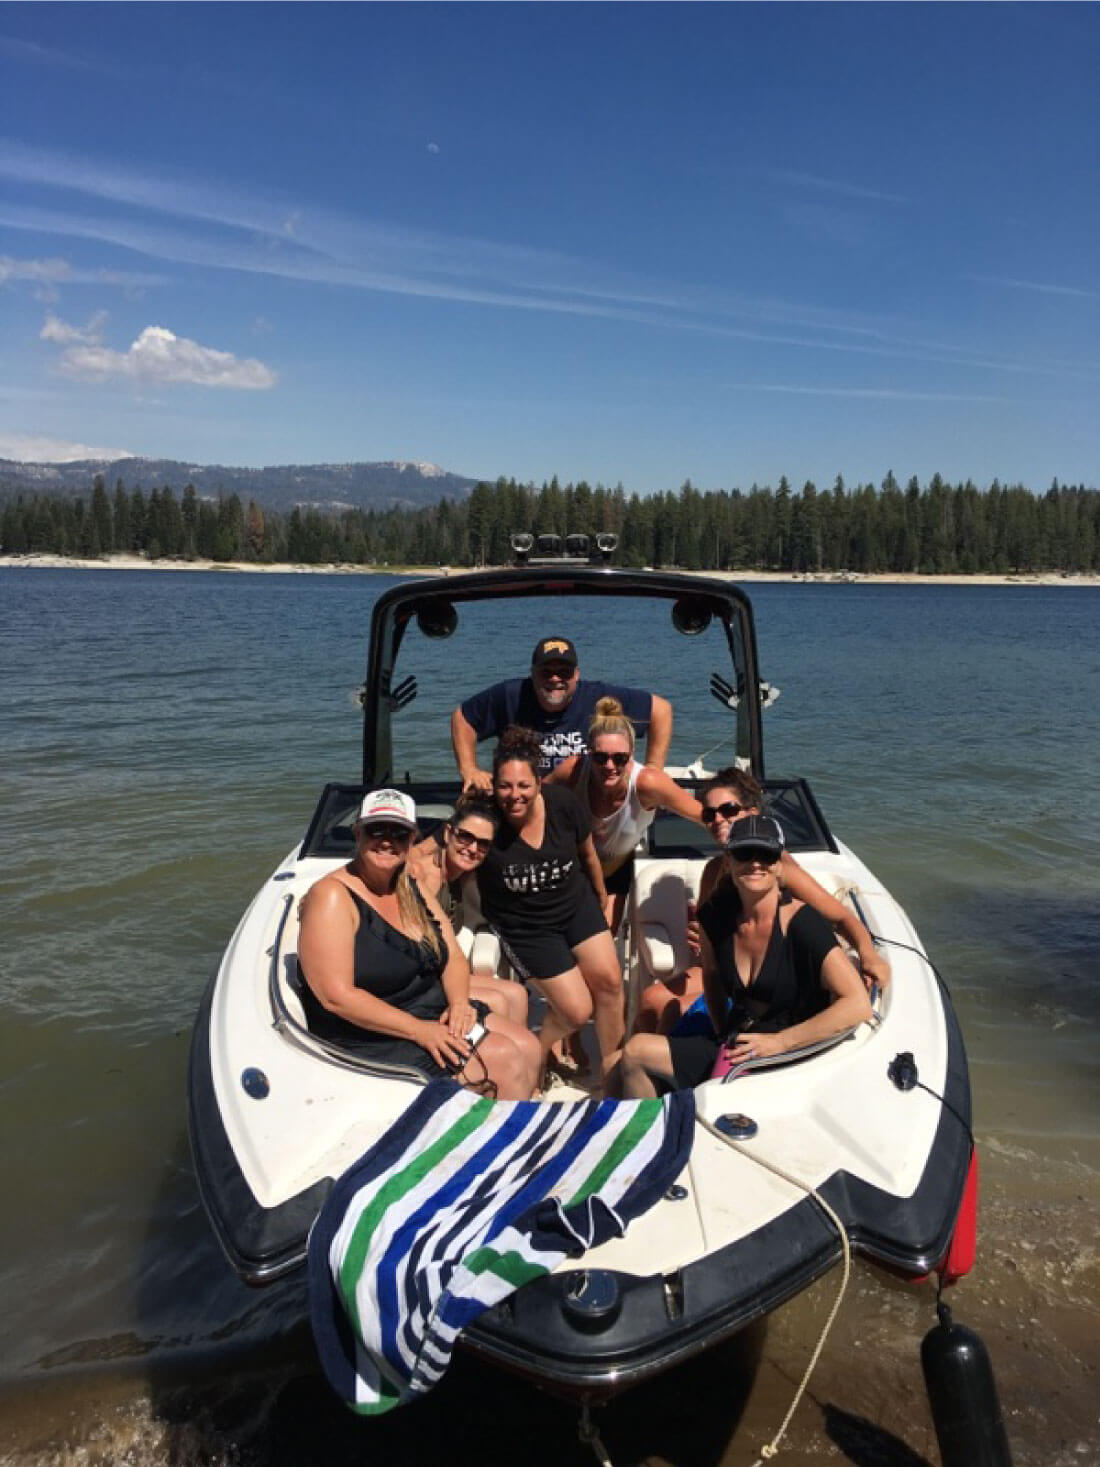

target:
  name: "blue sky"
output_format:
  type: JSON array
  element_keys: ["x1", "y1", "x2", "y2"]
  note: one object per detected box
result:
[{"x1": 1, "y1": 3, "x2": 1097, "y2": 493}]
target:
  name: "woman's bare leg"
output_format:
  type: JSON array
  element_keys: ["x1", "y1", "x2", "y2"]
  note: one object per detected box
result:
[
  {"x1": 457, "y1": 1018, "x2": 540, "y2": 1100},
  {"x1": 530, "y1": 969, "x2": 593, "y2": 1082},
  {"x1": 572, "y1": 929, "x2": 625, "y2": 1069},
  {"x1": 617, "y1": 1033, "x2": 676, "y2": 1099},
  {"x1": 634, "y1": 968, "x2": 703, "y2": 1035},
  {"x1": 469, "y1": 976, "x2": 529, "y2": 1027}
]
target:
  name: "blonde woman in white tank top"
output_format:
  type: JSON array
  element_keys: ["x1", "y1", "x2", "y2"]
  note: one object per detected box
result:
[{"x1": 546, "y1": 696, "x2": 704, "y2": 933}]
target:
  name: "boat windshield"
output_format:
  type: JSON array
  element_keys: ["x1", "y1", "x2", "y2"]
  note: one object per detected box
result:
[{"x1": 374, "y1": 586, "x2": 754, "y2": 784}]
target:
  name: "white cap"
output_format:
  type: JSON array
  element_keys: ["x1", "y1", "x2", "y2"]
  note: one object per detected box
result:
[{"x1": 356, "y1": 788, "x2": 417, "y2": 831}]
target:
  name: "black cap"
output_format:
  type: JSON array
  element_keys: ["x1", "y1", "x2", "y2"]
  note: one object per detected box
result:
[
  {"x1": 531, "y1": 637, "x2": 578, "y2": 669},
  {"x1": 726, "y1": 814, "x2": 785, "y2": 859}
]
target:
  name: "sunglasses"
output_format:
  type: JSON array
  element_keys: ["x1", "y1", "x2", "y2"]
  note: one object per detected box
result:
[
  {"x1": 450, "y1": 826, "x2": 493, "y2": 856},
  {"x1": 360, "y1": 822, "x2": 412, "y2": 844},
  {"x1": 701, "y1": 800, "x2": 748, "y2": 825},
  {"x1": 591, "y1": 750, "x2": 630, "y2": 769},
  {"x1": 536, "y1": 663, "x2": 576, "y2": 680},
  {"x1": 730, "y1": 846, "x2": 779, "y2": 866}
]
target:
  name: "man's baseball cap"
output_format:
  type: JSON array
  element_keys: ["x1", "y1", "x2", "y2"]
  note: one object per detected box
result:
[{"x1": 531, "y1": 636, "x2": 578, "y2": 669}]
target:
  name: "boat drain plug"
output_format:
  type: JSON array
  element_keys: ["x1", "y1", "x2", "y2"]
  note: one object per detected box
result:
[{"x1": 561, "y1": 1270, "x2": 622, "y2": 1332}]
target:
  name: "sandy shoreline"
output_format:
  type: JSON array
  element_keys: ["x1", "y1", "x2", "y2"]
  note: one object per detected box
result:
[{"x1": 3, "y1": 552, "x2": 1098, "y2": 588}]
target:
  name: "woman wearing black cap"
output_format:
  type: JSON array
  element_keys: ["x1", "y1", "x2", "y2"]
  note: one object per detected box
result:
[{"x1": 610, "y1": 814, "x2": 872, "y2": 1097}]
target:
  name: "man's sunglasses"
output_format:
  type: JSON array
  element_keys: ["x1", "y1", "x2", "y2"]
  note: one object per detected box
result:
[
  {"x1": 701, "y1": 800, "x2": 748, "y2": 825},
  {"x1": 591, "y1": 751, "x2": 630, "y2": 769},
  {"x1": 450, "y1": 826, "x2": 493, "y2": 856},
  {"x1": 360, "y1": 823, "x2": 413, "y2": 844}
]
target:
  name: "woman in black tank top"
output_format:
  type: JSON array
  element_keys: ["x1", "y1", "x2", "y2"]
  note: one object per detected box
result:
[
  {"x1": 298, "y1": 789, "x2": 539, "y2": 1099},
  {"x1": 609, "y1": 815, "x2": 872, "y2": 1097}
]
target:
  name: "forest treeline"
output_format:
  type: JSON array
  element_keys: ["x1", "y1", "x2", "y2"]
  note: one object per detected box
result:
[{"x1": 2, "y1": 470, "x2": 1099, "y2": 574}]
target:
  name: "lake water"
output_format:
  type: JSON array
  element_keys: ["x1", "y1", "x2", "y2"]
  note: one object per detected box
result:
[{"x1": 0, "y1": 566, "x2": 1096, "y2": 1466}]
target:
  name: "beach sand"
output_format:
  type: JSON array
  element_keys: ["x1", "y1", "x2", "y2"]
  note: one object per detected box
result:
[{"x1": 3, "y1": 552, "x2": 1099, "y2": 588}]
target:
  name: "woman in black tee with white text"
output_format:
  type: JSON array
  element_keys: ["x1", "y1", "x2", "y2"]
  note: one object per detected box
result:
[{"x1": 477, "y1": 726, "x2": 623, "y2": 1082}]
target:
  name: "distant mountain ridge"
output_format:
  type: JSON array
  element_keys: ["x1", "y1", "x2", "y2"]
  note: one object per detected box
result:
[{"x1": 0, "y1": 456, "x2": 480, "y2": 512}]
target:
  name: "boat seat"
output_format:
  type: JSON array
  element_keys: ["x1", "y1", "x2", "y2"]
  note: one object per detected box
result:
[
  {"x1": 451, "y1": 876, "x2": 510, "y2": 980},
  {"x1": 625, "y1": 858, "x2": 709, "y2": 1027},
  {"x1": 280, "y1": 953, "x2": 308, "y2": 1027}
]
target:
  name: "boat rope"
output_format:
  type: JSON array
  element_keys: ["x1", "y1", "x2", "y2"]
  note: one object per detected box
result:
[
  {"x1": 695, "y1": 1111, "x2": 853, "y2": 1465},
  {"x1": 577, "y1": 1400, "x2": 615, "y2": 1467}
]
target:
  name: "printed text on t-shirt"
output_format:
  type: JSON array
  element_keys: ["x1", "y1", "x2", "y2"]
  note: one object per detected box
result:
[{"x1": 502, "y1": 857, "x2": 575, "y2": 893}]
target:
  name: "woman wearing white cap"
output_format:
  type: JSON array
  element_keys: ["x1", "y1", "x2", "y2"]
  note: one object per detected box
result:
[
  {"x1": 298, "y1": 788, "x2": 540, "y2": 1099},
  {"x1": 610, "y1": 814, "x2": 871, "y2": 1097}
]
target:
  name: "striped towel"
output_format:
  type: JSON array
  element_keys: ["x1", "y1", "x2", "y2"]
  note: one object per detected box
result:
[{"x1": 308, "y1": 1079, "x2": 695, "y2": 1413}]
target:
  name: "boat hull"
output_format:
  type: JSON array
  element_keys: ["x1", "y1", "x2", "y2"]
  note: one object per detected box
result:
[{"x1": 188, "y1": 835, "x2": 971, "y2": 1392}]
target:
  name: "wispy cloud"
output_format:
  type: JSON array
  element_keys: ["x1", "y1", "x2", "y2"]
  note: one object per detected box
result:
[
  {"x1": 2, "y1": 140, "x2": 1094, "y2": 386},
  {"x1": 727, "y1": 383, "x2": 1004, "y2": 403},
  {"x1": 0, "y1": 32, "x2": 90, "y2": 71},
  {"x1": 0, "y1": 252, "x2": 165, "y2": 293},
  {"x1": 0, "y1": 431, "x2": 132, "y2": 462},
  {"x1": 40, "y1": 310, "x2": 109, "y2": 345},
  {"x1": 0, "y1": 254, "x2": 71, "y2": 285},
  {"x1": 772, "y1": 169, "x2": 910, "y2": 206},
  {"x1": 972, "y1": 274, "x2": 1099, "y2": 301},
  {"x1": 55, "y1": 325, "x2": 276, "y2": 390}
]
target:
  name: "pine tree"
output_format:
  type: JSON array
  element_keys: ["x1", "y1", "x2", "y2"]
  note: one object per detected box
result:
[
  {"x1": 90, "y1": 475, "x2": 113, "y2": 553},
  {"x1": 113, "y1": 481, "x2": 131, "y2": 553}
]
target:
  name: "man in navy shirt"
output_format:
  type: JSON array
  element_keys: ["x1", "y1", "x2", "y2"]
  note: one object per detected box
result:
[{"x1": 451, "y1": 636, "x2": 673, "y2": 791}]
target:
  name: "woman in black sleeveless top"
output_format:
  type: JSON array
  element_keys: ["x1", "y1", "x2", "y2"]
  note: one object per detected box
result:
[
  {"x1": 610, "y1": 815, "x2": 872, "y2": 1097},
  {"x1": 298, "y1": 789, "x2": 539, "y2": 1099},
  {"x1": 407, "y1": 790, "x2": 528, "y2": 1030}
]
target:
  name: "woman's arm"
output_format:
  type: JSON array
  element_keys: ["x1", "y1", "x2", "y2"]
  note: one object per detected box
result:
[
  {"x1": 298, "y1": 879, "x2": 470, "y2": 1066},
  {"x1": 416, "y1": 880, "x2": 476, "y2": 1041},
  {"x1": 636, "y1": 765, "x2": 704, "y2": 822},
  {"x1": 578, "y1": 833, "x2": 610, "y2": 908},
  {"x1": 407, "y1": 835, "x2": 443, "y2": 898},
  {"x1": 726, "y1": 942, "x2": 872, "y2": 1063},
  {"x1": 780, "y1": 853, "x2": 891, "y2": 989}
]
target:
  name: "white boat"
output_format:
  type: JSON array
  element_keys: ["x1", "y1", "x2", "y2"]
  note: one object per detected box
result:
[{"x1": 188, "y1": 548, "x2": 975, "y2": 1400}]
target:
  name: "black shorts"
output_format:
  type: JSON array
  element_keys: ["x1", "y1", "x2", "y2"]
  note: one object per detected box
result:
[
  {"x1": 604, "y1": 857, "x2": 634, "y2": 896},
  {"x1": 667, "y1": 1033, "x2": 722, "y2": 1089},
  {"x1": 492, "y1": 887, "x2": 608, "y2": 982}
]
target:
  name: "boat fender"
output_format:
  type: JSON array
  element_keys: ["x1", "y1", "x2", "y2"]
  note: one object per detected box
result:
[{"x1": 921, "y1": 1300, "x2": 1013, "y2": 1467}]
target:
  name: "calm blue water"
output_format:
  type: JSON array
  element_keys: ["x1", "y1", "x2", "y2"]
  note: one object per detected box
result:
[{"x1": 0, "y1": 567, "x2": 1096, "y2": 1460}]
